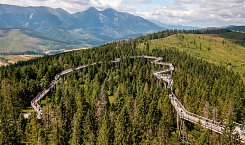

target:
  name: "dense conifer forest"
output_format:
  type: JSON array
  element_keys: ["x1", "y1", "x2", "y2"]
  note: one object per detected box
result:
[{"x1": 0, "y1": 29, "x2": 244, "y2": 144}]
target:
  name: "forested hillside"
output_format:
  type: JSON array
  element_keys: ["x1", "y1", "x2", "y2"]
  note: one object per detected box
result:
[
  {"x1": 0, "y1": 30, "x2": 244, "y2": 144},
  {"x1": 218, "y1": 32, "x2": 245, "y2": 47},
  {"x1": 137, "y1": 29, "x2": 245, "y2": 82}
]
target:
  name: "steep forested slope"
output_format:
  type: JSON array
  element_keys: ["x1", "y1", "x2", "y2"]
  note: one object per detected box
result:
[
  {"x1": 137, "y1": 30, "x2": 245, "y2": 83},
  {"x1": 218, "y1": 31, "x2": 245, "y2": 47},
  {"x1": 0, "y1": 31, "x2": 244, "y2": 144},
  {"x1": 142, "y1": 34, "x2": 245, "y2": 81}
]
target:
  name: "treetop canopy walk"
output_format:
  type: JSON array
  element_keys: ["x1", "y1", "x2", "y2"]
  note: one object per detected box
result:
[{"x1": 31, "y1": 55, "x2": 245, "y2": 142}]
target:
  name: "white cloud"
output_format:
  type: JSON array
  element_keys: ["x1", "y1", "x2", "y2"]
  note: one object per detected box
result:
[
  {"x1": 126, "y1": 0, "x2": 151, "y2": 3},
  {"x1": 0, "y1": 0, "x2": 123, "y2": 12},
  {"x1": 134, "y1": 0, "x2": 245, "y2": 27},
  {"x1": 90, "y1": 0, "x2": 122, "y2": 9},
  {"x1": 0, "y1": 0, "x2": 90, "y2": 12}
]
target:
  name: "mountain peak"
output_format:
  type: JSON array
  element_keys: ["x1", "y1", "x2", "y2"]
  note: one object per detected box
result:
[
  {"x1": 0, "y1": 3, "x2": 162, "y2": 46},
  {"x1": 86, "y1": 7, "x2": 99, "y2": 12},
  {"x1": 103, "y1": 8, "x2": 117, "y2": 12}
]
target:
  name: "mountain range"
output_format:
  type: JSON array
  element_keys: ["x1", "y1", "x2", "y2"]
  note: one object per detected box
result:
[
  {"x1": 0, "y1": 4, "x2": 244, "y2": 55},
  {"x1": 0, "y1": 4, "x2": 162, "y2": 53},
  {"x1": 223, "y1": 25, "x2": 245, "y2": 32},
  {"x1": 150, "y1": 20, "x2": 199, "y2": 30},
  {"x1": 0, "y1": 5, "x2": 161, "y2": 34}
]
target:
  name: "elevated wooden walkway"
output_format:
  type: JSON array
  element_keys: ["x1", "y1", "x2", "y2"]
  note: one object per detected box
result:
[{"x1": 31, "y1": 55, "x2": 245, "y2": 142}]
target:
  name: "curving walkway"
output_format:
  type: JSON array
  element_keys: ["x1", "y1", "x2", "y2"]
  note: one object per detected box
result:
[{"x1": 31, "y1": 55, "x2": 245, "y2": 142}]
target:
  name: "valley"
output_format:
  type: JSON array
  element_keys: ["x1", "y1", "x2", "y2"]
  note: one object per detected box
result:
[
  {"x1": 0, "y1": 54, "x2": 42, "y2": 66},
  {"x1": 0, "y1": 4, "x2": 162, "y2": 54},
  {"x1": 0, "y1": 29, "x2": 86, "y2": 55},
  {"x1": 0, "y1": 47, "x2": 88, "y2": 66}
]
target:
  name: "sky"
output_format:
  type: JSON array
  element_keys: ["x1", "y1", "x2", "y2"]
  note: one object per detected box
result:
[{"x1": 0, "y1": 0, "x2": 244, "y2": 27}]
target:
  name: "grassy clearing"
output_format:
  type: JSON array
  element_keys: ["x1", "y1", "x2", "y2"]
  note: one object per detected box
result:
[
  {"x1": 0, "y1": 29, "x2": 48, "y2": 53},
  {"x1": 0, "y1": 61, "x2": 7, "y2": 66},
  {"x1": 139, "y1": 34, "x2": 245, "y2": 82},
  {"x1": 4, "y1": 55, "x2": 41, "y2": 62},
  {"x1": 0, "y1": 55, "x2": 42, "y2": 66},
  {"x1": 0, "y1": 29, "x2": 81, "y2": 54}
]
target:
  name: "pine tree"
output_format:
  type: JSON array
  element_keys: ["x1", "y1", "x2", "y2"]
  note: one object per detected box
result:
[
  {"x1": 97, "y1": 113, "x2": 110, "y2": 145},
  {"x1": 83, "y1": 109, "x2": 96, "y2": 145},
  {"x1": 70, "y1": 111, "x2": 83, "y2": 145},
  {"x1": 25, "y1": 115, "x2": 40, "y2": 144},
  {"x1": 114, "y1": 107, "x2": 131, "y2": 144}
]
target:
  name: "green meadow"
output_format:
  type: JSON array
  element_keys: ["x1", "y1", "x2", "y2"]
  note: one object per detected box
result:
[{"x1": 139, "y1": 33, "x2": 245, "y2": 82}]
